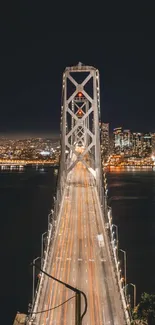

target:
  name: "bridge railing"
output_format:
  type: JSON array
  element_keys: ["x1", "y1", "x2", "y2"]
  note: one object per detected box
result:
[
  {"x1": 27, "y1": 222, "x2": 54, "y2": 324},
  {"x1": 101, "y1": 180, "x2": 132, "y2": 324},
  {"x1": 27, "y1": 184, "x2": 63, "y2": 324},
  {"x1": 107, "y1": 204, "x2": 132, "y2": 323}
]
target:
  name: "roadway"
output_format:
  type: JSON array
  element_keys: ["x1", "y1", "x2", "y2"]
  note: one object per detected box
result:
[{"x1": 33, "y1": 162, "x2": 126, "y2": 325}]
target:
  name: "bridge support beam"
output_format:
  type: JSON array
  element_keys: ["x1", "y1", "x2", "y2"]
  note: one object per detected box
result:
[{"x1": 58, "y1": 62, "x2": 103, "y2": 199}]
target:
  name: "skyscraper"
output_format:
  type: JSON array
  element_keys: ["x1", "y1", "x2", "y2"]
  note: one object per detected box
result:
[
  {"x1": 151, "y1": 133, "x2": 155, "y2": 156},
  {"x1": 122, "y1": 129, "x2": 132, "y2": 156},
  {"x1": 122, "y1": 129, "x2": 131, "y2": 147},
  {"x1": 131, "y1": 133, "x2": 143, "y2": 156},
  {"x1": 142, "y1": 133, "x2": 152, "y2": 156},
  {"x1": 113, "y1": 127, "x2": 123, "y2": 154},
  {"x1": 101, "y1": 123, "x2": 109, "y2": 161}
]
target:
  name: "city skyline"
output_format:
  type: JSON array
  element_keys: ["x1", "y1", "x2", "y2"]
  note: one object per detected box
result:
[
  {"x1": 1, "y1": 4, "x2": 155, "y2": 325},
  {"x1": 0, "y1": 124, "x2": 154, "y2": 140}
]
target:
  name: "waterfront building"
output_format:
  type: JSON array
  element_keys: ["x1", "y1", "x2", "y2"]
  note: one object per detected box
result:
[
  {"x1": 151, "y1": 133, "x2": 155, "y2": 156},
  {"x1": 113, "y1": 127, "x2": 123, "y2": 154},
  {"x1": 142, "y1": 133, "x2": 152, "y2": 157},
  {"x1": 131, "y1": 132, "x2": 143, "y2": 156},
  {"x1": 101, "y1": 123, "x2": 109, "y2": 161}
]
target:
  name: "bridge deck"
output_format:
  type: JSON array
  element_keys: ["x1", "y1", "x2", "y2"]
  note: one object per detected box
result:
[{"x1": 34, "y1": 163, "x2": 125, "y2": 325}]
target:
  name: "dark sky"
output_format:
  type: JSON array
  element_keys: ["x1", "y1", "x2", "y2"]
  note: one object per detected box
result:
[{"x1": 0, "y1": 6, "x2": 155, "y2": 136}]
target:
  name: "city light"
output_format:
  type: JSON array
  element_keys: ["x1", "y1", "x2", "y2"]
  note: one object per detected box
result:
[
  {"x1": 100, "y1": 125, "x2": 155, "y2": 167},
  {"x1": 40, "y1": 151, "x2": 50, "y2": 156},
  {"x1": 0, "y1": 137, "x2": 60, "y2": 167}
]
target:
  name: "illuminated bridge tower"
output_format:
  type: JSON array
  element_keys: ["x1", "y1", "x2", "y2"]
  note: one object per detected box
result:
[
  {"x1": 24, "y1": 63, "x2": 130, "y2": 325},
  {"x1": 59, "y1": 62, "x2": 102, "y2": 199}
]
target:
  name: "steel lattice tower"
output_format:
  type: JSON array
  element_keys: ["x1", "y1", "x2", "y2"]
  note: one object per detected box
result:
[{"x1": 59, "y1": 62, "x2": 102, "y2": 199}]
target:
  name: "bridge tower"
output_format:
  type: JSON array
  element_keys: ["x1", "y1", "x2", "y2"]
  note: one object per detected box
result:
[{"x1": 59, "y1": 62, "x2": 102, "y2": 199}]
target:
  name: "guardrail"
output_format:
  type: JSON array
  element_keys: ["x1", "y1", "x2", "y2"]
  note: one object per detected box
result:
[
  {"x1": 102, "y1": 170, "x2": 132, "y2": 324},
  {"x1": 27, "y1": 186, "x2": 63, "y2": 324},
  {"x1": 95, "y1": 181, "x2": 132, "y2": 324},
  {"x1": 27, "y1": 222, "x2": 54, "y2": 324},
  {"x1": 107, "y1": 206, "x2": 132, "y2": 324}
]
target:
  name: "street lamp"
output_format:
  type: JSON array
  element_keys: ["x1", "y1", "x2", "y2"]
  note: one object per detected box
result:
[
  {"x1": 107, "y1": 206, "x2": 112, "y2": 224},
  {"x1": 122, "y1": 283, "x2": 128, "y2": 294},
  {"x1": 32, "y1": 257, "x2": 41, "y2": 307},
  {"x1": 31, "y1": 263, "x2": 87, "y2": 325},
  {"x1": 130, "y1": 283, "x2": 136, "y2": 309},
  {"x1": 48, "y1": 213, "x2": 51, "y2": 229},
  {"x1": 112, "y1": 224, "x2": 118, "y2": 257},
  {"x1": 119, "y1": 249, "x2": 127, "y2": 296},
  {"x1": 48, "y1": 209, "x2": 54, "y2": 229},
  {"x1": 122, "y1": 284, "x2": 134, "y2": 321},
  {"x1": 41, "y1": 232, "x2": 47, "y2": 268}
]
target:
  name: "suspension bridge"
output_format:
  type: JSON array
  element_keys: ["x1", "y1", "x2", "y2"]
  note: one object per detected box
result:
[{"x1": 19, "y1": 63, "x2": 131, "y2": 325}]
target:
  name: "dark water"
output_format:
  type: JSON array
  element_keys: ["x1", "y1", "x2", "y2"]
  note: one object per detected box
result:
[
  {"x1": 1, "y1": 167, "x2": 155, "y2": 324},
  {"x1": 107, "y1": 168, "x2": 155, "y2": 303},
  {"x1": 0, "y1": 167, "x2": 57, "y2": 325}
]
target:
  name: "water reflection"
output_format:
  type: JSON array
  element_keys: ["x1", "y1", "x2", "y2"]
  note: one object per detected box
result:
[{"x1": 107, "y1": 169, "x2": 155, "y2": 301}]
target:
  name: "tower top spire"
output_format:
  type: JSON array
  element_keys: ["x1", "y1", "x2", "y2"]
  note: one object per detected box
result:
[{"x1": 77, "y1": 62, "x2": 83, "y2": 67}]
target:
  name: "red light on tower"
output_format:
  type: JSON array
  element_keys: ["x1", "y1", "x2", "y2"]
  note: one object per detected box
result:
[
  {"x1": 77, "y1": 92, "x2": 83, "y2": 97},
  {"x1": 77, "y1": 109, "x2": 83, "y2": 117}
]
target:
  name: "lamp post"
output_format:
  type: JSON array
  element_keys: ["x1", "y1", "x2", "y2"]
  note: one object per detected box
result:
[
  {"x1": 31, "y1": 263, "x2": 87, "y2": 325},
  {"x1": 48, "y1": 209, "x2": 54, "y2": 229},
  {"x1": 130, "y1": 283, "x2": 136, "y2": 309},
  {"x1": 123, "y1": 283, "x2": 128, "y2": 294},
  {"x1": 32, "y1": 257, "x2": 41, "y2": 306},
  {"x1": 48, "y1": 213, "x2": 51, "y2": 229},
  {"x1": 112, "y1": 224, "x2": 118, "y2": 258},
  {"x1": 41, "y1": 232, "x2": 47, "y2": 268},
  {"x1": 107, "y1": 206, "x2": 112, "y2": 224},
  {"x1": 119, "y1": 249, "x2": 127, "y2": 296}
]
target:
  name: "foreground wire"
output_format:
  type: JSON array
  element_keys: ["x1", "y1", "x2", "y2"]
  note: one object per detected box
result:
[{"x1": 31, "y1": 295, "x2": 76, "y2": 314}]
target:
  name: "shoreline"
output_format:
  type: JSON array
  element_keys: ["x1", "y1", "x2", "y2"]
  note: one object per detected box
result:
[{"x1": 105, "y1": 165, "x2": 155, "y2": 171}]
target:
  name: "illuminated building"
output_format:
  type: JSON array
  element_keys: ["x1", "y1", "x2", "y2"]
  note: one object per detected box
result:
[
  {"x1": 122, "y1": 129, "x2": 130, "y2": 147},
  {"x1": 131, "y1": 132, "x2": 151, "y2": 157},
  {"x1": 122, "y1": 129, "x2": 132, "y2": 156},
  {"x1": 142, "y1": 133, "x2": 152, "y2": 156},
  {"x1": 110, "y1": 128, "x2": 154, "y2": 162},
  {"x1": 151, "y1": 133, "x2": 155, "y2": 156},
  {"x1": 113, "y1": 127, "x2": 123, "y2": 154},
  {"x1": 100, "y1": 123, "x2": 109, "y2": 161},
  {"x1": 131, "y1": 133, "x2": 143, "y2": 156}
]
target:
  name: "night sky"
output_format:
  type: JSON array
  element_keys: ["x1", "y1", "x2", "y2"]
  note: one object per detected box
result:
[{"x1": 1, "y1": 6, "x2": 155, "y2": 136}]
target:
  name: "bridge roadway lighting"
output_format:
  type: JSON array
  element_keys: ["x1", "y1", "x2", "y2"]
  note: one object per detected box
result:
[
  {"x1": 31, "y1": 263, "x2": 87, "y2": 325},
  {"x1": 119, "y1": 249, "x2": 127, "y2": 297},
  {"x1": 48, "y1": 210, "x2": 53, "y2": 230},
  {"x1": 107, "y1": 197, "x2": 118, "y2": 224},
  {"x1": 122, "y1": 285, "x2": 131, "y2": 315},
  {"x1": 112, "y1": 224, "x2": 118, "y2": 258},
  {"x1": 122, "y1": 283, "x2": 136, "y2": 312},
  {"x1": 130, "y1": 283, "x2": 136, "y2": 309},
  {"x1": 122, "y1": 283, "x2": 128, "y2": 295},
  {"x1": 107, "y1": 206, "x2": 112, "y2": 224},
  {"x1": 41, "y1": 232, "x2": 47, "y2": 268},
  {"x1": 32, "y1": 257, "x2": 41, "y2": 307}
]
